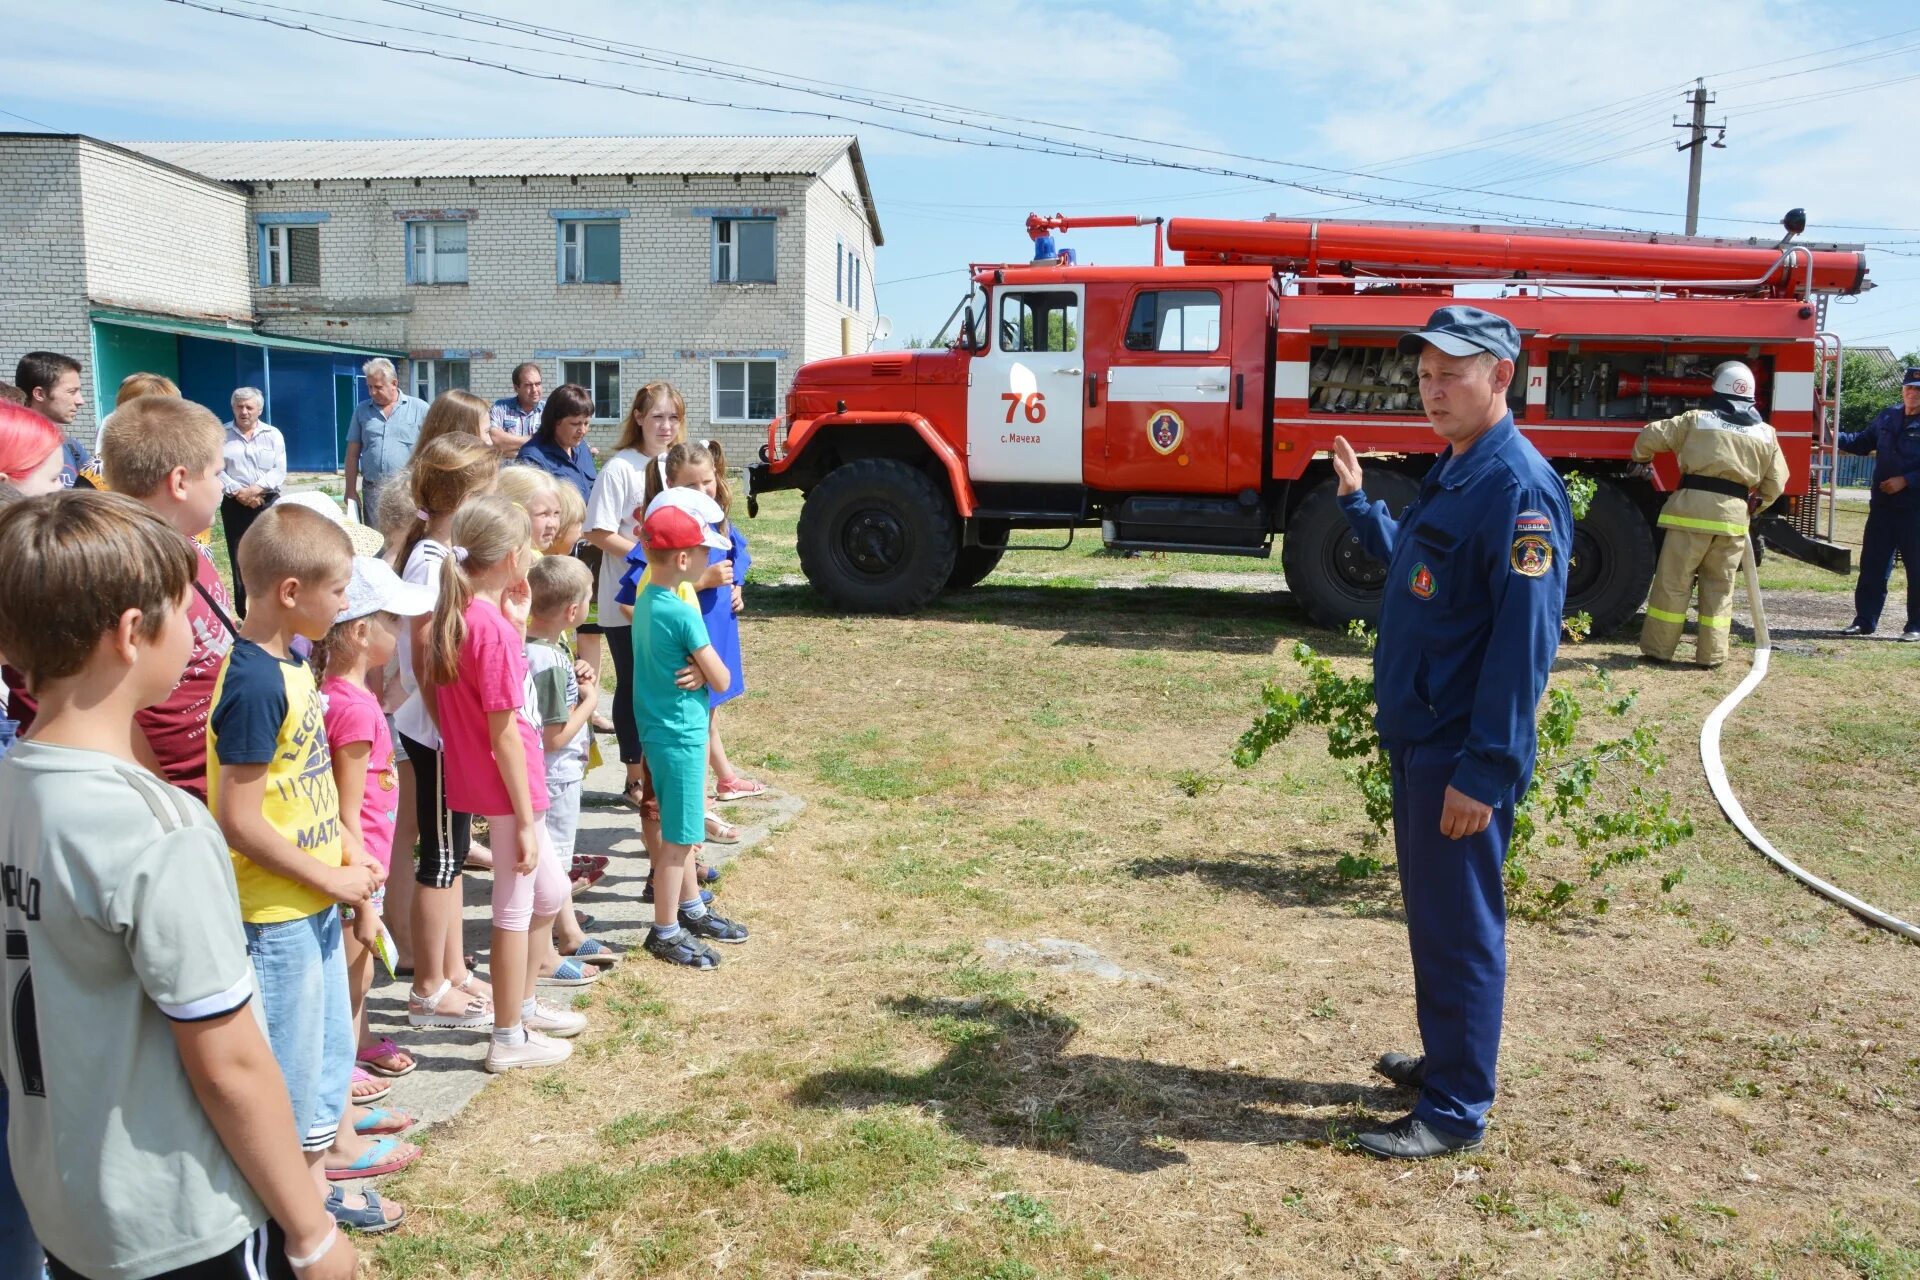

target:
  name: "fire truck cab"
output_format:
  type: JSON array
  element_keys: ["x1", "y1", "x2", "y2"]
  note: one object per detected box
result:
[{"x1": 748, "y1": 213, "x2": 1865, "y2": 633}]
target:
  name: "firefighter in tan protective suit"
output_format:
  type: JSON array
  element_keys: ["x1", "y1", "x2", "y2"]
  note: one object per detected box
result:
[{"x1": 1633, "y1": 361, "x2": 1788, "y2": 667}]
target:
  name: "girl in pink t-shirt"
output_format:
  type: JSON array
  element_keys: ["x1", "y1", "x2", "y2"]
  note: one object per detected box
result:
[
  {"x1": 317, "y1": 555, "x2": 438, "y2": 1174},
  {"x1": 424, "y1": 496, "x2": 583, "y2": 1073}
]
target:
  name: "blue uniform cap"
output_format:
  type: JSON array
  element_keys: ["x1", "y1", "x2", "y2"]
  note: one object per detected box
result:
[
  {"x1": 1902, "y1": 366, "x2": 1920, "y2": 387},
  {"x1": 1397, "y1": 305, "x2": 1521, "y2": 363}
]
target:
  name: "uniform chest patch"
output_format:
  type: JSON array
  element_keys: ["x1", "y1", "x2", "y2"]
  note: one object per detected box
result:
[
  {"x1": 1409, "y1": 561, "x2": 1435, "y2": 599},
  {"x1": 1514, "y1": 508, "x2": 1553, "y2": 535},
  {"x1": 1511, "y1": 534, "x2": 1553, "y2": 578}
]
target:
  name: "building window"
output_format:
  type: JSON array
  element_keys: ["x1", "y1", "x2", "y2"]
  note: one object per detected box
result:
[
  {"x1": 835, "y1": 238, "x2": 844, "y2": 303},
  {"x1": 412, "y1": 359, "x2": 470, "y2": 401},
  {"x1": 852, "y1": 257, "x2": 862, "y2": 312},
  {"x1": 407, "y1": 221, "x2": 468, "y2": 284},
  {"x1": 561, "y1": 359, "x2": 621, "y2": 420},
  {"x1": 559, "y1": 221, "x2": 620, "y2": 284},
  {"x1": 713, "y1": 359, "x2": 777, "y2": 423},
  {"x1": 713, "y1": 218, "x2": 776, "y2": 283},
  {"x1": 262, "y1": 224, "x2": 320, "y2": 286}
]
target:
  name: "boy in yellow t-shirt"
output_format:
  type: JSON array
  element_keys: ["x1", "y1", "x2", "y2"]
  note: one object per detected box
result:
[{"x1": 207, "y1": 502, "x2": 393, "y2": 1226}]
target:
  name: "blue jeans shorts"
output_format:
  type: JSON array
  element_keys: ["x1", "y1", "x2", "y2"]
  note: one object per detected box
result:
[
  {"x1": 643, "y1": 740, "x2": 706, "y2": 846},
  {"x1": 245, "y1": 908, "x2": 352, "y2": 1152}
]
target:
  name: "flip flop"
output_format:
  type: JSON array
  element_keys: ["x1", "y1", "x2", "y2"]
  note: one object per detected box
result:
[
  {"x1": 355, "y1": 1037, "x2": 416, "y2": 1078},
  {"x1": 324, "y1": 1136, "x2": 419, "y2": 1181},
  {"x1": 568, "y1": 938, "x2": 619, "y2": 967},
  {"x1": 353, "y1": 1107, "x2": 417, "y2": 1136},
  {"x1": 349, "y1": 1067, "x2": 391, "y2": 1106},
  {"x1": 537, "y1": 956, "x2": 601, "y2": 988},
  {"x1": 325, "y1": 1186, "x2": 406, "y2": 1233}
]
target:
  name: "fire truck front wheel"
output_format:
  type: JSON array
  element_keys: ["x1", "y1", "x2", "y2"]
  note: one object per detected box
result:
[{"x1": 798, "y1": 458, "x2": 960, "y2": 613}]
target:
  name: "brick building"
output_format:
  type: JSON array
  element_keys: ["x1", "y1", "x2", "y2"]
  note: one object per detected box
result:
[{"x1": 0, "y1": 132, "x2": 883, "y2": 467}]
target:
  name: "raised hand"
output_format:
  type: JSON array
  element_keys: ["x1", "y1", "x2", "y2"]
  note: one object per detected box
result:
[{"x1": 1331, "y1": 436, "x2": 1364, "y2": 497}]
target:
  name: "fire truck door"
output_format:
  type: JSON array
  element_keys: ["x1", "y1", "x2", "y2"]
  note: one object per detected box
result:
[
  {"x1": 1094, "y1": 288, "x2": 1229, "y2": 492},
  {"x1": 967, "y1": 286, "x2": 1085, "y2": 484}
]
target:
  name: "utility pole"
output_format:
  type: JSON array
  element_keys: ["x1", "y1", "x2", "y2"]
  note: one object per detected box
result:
[{"x1": 1673, "y1": 78, "x2": 1726, "y2": 236}]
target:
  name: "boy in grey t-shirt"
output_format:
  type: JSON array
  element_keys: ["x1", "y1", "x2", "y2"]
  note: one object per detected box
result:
[{"x1": 0, "y1": 492, "x2": 353, "y2": 1280}]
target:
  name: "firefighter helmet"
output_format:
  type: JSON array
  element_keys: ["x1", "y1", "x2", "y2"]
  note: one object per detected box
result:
[{"x1": 1711, "y1": 360, "x2": 1757, "y2": 400}]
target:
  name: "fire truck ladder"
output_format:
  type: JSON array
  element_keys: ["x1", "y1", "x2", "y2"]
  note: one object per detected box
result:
[{"x1": 1807, "y1": 321, "x2": 1844, "y2": 541}]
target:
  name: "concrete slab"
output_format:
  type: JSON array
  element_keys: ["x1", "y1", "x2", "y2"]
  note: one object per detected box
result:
[{"x1": 351, "y1": 753, "x2": 804, "y2": 1141}]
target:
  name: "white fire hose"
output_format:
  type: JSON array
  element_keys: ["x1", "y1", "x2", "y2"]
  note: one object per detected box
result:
[{"x1": 1698, "y1": 542, "x2": 1920, "y2": 942}]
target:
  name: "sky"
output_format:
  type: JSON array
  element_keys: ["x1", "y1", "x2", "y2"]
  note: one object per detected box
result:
[{"x1": 6, "y1": 0, "x2": 1919, "y2": 361}]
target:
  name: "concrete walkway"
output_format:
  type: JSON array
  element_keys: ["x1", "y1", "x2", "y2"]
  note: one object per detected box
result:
[{"x1": 351, "y1": 755, "x2": 804, "y2": 1143}]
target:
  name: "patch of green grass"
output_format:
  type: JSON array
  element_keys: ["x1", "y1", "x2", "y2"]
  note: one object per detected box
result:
[
  {"x1": 994, "y1": 1192, "x2": 1063, "y2": 1238},
  {"x1": 1808, "y1": 1214, "x2": 1920, "y2": 1279},
  {"x1": 598, "y1": 1110, "x2": 696, "y2": 1146}
]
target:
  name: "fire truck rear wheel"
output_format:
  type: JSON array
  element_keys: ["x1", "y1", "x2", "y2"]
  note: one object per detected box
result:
[
  {"x1": 948, "y1": 521, "x2": 1009, "y2": 589},
  {"x1": 798, "y1": 458, "x2": 959, "y2": 613},
  {"x1": 1281, "y1": 472, "x2": 1420, "y2": 629},
  {"x1": 1565, "y1": 476, "x2": 1655, "y2": 637}
]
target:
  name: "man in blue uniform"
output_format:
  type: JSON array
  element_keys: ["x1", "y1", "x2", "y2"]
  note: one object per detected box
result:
[
  {"x1": 1330, "y1": 305, "x2": 1571, "y2": 1159},
  {"x1": 1838, "y1": 366, "x2": 1920, "y2": 642}
]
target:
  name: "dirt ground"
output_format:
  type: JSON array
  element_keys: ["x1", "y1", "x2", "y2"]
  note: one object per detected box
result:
[{"x1": 350, "y1": 492, "x2": 1918, "y2": 1280}]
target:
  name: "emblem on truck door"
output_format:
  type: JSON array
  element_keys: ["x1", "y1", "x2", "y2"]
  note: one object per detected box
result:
[{"x1": 1148, "y1": 408, "x2": 1186, "y2": 456}]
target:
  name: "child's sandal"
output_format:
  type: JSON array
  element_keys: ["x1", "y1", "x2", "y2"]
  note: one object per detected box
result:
[
  {"x1": 326, "y1": 1186, "x2": 406, "y2": 1232},
  {"x1": 713, "y1": 775, "x2": 766, "y2": 802},
  {"x1": 406, "y1": 980, "x2": 491, "y2": 1030},
  {"x1": 619, "y1": 780, "x2": 647, "y2": 812},
  {"x1": 355, "y1": 1037, "x2": 415, "y2": 1078},
  {"x1": 704, "y1": 812, "x2": 742, "y2": 845}
]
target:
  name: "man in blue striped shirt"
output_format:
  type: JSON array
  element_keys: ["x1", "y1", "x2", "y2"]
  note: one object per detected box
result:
[{"x1": 487, "y1": 362, "x2": 544, "y2": 458}]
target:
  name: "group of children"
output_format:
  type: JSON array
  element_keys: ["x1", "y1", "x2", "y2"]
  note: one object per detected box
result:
[{"x1": 0, "y1": 379, "x2": 759, "y2": 1277}]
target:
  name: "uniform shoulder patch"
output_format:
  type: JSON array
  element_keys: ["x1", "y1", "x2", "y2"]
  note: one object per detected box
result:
[
  {"x1": 1511, "y1": 533, "x2": 1553, "y2": 578},
  {"x1": 1514, "y1": 508, "x2": 1553, "y2": 534}
]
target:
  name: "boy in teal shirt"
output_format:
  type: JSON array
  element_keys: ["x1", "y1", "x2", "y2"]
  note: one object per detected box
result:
[{"x1": 633, "y1": 500, "x2": 745, "y2": 968}]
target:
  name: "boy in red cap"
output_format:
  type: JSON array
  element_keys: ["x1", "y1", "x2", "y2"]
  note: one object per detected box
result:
[{"x1": 632, "y1": 501, "x2": 744, "y2": 967}]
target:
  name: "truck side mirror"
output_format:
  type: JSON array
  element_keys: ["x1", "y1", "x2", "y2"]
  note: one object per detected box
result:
[{"x1": 961, "y1": 304, "x2": 979, "y2": 353}]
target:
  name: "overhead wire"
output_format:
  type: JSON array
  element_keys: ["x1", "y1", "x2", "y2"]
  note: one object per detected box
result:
[{"x1": 159, "y1": 0, "x2": 1920, "y2": 238}]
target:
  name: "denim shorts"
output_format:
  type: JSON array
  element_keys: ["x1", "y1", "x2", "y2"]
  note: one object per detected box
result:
[
  {"x1": 244, "y1": 909, "x2": 352, "y2": 1152},
  {"x1": 643, "y1": 739, "x2": 706, "y2": 846},
  {"x1": 543, "y1": 778, "x2": 583, "y2": 860}
]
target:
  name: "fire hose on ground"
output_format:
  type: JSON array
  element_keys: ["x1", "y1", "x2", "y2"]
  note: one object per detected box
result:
[{"x1": 1697, "y1": 543, "x2": 1920, "y2": 942}]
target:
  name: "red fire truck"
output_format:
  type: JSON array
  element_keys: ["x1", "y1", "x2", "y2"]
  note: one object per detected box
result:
[{"x1": 746, "y1": 212, "x2": 1867, "y2": 633}]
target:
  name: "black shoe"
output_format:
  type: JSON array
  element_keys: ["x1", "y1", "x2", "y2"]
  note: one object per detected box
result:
[
  {"x1": 1351, "y1": 1112, "x2": 1482, "y2": 1160},
  {"x1": 1374, "y1": 1052, "x2": 1427, "y2": 1091},
  {"x1": 644, "y1": 928, "x2": 720, "y2": 970},
  {"x1": 1840, "y1": 623, "x2": 1874, "y2": 636},
  {"x1": 679, "y1": 909, "x2": 749, "y2": 944}
]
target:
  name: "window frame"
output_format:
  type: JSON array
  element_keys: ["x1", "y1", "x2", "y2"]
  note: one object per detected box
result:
[
  {"x1": 405, "y1": 220, "x2": 469, "y2": 285},
  {"x1": 710, "y1": 358, "x2": 779, "y2": 424},
  {"x1": 997, "y1": 289, "x2": 1080, "y2": 354},
  {"x1": 712, "y1": 217, "x2": 778, "y2": 284},
  {"x1": 1123, "y1": 288, "x2": 1223, "y2": 354},
  {"x1": 557, "y1": 219, "x2": 622, "y2": 285},
  {"x1": 259, "y1": 222, "x2": 322, "y2": 287},
  {"x1": 411, "y1": 358, "x2": 470, "y2": 401},
  {"x1": 559, "y1": 358, "x2": 622, "y2": 423}
]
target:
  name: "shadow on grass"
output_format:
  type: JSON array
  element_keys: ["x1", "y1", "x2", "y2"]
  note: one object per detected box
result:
[
  {"x1": 743, "y1": 581, "x2": 1341, "y2": 655},
  {"x1": 793, "y1": 995, "x2": 1405, "y2": 1173},
  {"x1": 1128, "y1": 848, "x2": 1404, "y2": 921}
]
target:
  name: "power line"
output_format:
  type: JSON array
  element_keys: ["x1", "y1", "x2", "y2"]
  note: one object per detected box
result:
[
  {"x1": 164, "y1": 0, "x2": 1663, "y2": 229},
  {"x1": 158, "y1": 0, "x2": 1920, "y2": 238},
  {"x1": 0, "y1": 103, "x2": 63, "y2": 131}
]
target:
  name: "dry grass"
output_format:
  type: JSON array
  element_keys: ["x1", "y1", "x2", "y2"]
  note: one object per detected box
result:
[{"x1": 349, "y1": 491, "x2": 1919, "y2": 1280}]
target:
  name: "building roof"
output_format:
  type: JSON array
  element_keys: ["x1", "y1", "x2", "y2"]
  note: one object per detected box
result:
[{"x1": 128, "y1": 135, "x2": 882, "y2": 241}]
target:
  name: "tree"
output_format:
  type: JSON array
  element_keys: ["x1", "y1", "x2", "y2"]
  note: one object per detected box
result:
[{"x1": 1838, "y1": 349, "x2": 1918, "y2": 436}]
